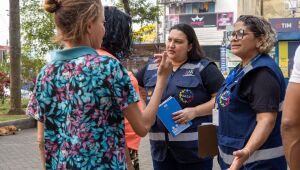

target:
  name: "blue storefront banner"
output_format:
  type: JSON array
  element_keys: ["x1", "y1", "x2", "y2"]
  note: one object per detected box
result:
[{"x1": 270, "y1": 18, "x2": 300, "y2": 33}]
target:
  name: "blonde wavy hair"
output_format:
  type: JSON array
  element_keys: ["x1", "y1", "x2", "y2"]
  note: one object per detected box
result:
[
  {"x1": 44, "y1": 0, "x2": 102, "y2": 45},
  {"x1": 236, "y1": 15, "x2": 277, "y2": 54}
]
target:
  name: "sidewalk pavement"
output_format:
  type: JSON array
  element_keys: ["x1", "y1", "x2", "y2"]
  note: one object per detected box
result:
[
  {"x1": 0, "y1": 128, "x2": 220, "y2": 170},
  {"x1": 0, "y1": 128, "x2": 41, "y2": 170}
]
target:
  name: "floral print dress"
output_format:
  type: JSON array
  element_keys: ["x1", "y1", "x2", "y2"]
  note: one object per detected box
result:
[{"x1": 26, "y1": 47, "x2": 139, "y2": 170}]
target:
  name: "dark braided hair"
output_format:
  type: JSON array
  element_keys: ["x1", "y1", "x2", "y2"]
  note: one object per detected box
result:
[{"x1": 102, "y1": 6, "x2": 132, "y2": 61}]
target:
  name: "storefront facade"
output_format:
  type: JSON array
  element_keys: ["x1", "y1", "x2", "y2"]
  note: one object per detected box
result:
[
  {"x1": 158, "y1": 0, "x2": 238, "y2": 63},
  {"x1": 270, "y1": 17, "x2": 300, "y2": 82}
]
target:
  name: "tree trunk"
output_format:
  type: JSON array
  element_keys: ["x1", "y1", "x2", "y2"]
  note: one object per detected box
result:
[
  {"x1": 8, "y1": 0, "x2": 25, "y2": 115},
  {"x1": 122, "y1": 0, "x2": 131, "y2": 15}
]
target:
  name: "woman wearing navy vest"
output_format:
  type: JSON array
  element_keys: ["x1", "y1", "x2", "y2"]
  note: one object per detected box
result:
[
  {"x1": 136, "y1": 23, "x2": 224, "y2": 170},
  {"x1": 215, "y1": 15, "x2": 287, "y2": 170}
]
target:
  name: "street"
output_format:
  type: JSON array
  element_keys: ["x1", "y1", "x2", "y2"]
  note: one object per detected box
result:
[{"x1": 0, "y1": 128, "x2": 220, "y2": 170}]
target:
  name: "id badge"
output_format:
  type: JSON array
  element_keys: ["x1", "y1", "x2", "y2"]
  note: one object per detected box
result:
[{"x1": 212, "y1": 108, "x2": 219, "y2": 126}]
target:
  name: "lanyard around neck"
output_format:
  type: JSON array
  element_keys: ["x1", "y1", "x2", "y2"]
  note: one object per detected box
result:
[{"x1": 225, "y1": 54, "x2": 261, "y2": 86}]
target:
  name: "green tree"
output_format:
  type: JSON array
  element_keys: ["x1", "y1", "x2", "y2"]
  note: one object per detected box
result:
[
  {"x1": 21, "y1": 0, "x2": 59, "y2": 59},
  {"x1": 116, "y1": 0, "x2": 161, "y2": 27},
  {"x1": 22, "y1": 55, "x2": 45, "y2": 83},
  {"x1": 0, "y1": 62, "x2": 10, "y2": 74},
  {"x1": 0, "y1": 71, "x2": 10, "y2": 104},
  {"x1": 20, "y1": 0, "x2": 59, "y2": 83},
  {"x1": 133, "y1": 24, "x2": 157, "y2": 42},
  {"x1": 19, "y1": 0, "x2": 160, "y2": 77},
  {"x1": 121, "y1": 0, "x2": 131, "y2": 15}
]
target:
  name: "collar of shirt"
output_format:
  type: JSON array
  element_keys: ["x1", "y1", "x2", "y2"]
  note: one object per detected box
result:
[{"x1": 50, "y1": 46, "x2": 98, "y2": 62}]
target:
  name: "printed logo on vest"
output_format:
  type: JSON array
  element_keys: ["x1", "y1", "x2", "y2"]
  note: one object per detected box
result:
[
  {"x1": 219, "y1": 90, "x2": 231, "y2": 107},
  {"x1": 183, "y1": 69, "x2": 195, "y2": 77},
  {"x1": 179, "y1": 89, "x2": 194, "y2": 103}
]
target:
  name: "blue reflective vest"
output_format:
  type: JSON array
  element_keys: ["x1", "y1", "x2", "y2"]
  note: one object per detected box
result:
[
  {"x1": 216, "y1": 54, "x2": 287, "y2": 170},
  {"x1": 143, "y1": 59, "x2": 213, "y2": 163}
]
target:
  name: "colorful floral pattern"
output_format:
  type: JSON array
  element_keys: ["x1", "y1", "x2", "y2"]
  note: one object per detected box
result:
[{"x1": 27, "y1": 49, "x2": 138, "y2": 170}]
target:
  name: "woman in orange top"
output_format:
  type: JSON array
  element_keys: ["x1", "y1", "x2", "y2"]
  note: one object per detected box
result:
[{"x1": 96, "y1": 6, "x2": 144, "y2": 170}]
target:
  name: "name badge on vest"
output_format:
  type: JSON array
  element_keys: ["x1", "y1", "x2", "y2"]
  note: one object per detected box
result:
[{"x1": 212, "y1": 108, "x2": 219, "y2": 126}]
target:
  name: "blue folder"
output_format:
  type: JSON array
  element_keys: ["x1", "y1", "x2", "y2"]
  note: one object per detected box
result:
[{"x1": 157, "y1": 96, "x2": 192, "y2": 137}]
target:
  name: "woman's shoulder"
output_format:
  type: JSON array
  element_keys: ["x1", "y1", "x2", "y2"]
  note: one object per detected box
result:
[
  {"x1": 187, "y1": 58, "x2": 216, "y2": 71},
  {"x1": 188, "y1": 58, "x2": 212, "y2": 65},
  {"x1": 80, "y1": 53, "x2": 121, "y2": 67}
]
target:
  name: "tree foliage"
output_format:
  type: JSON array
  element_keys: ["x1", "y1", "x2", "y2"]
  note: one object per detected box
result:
[
  {"x1": 0, "y1": 62, "x2": 10, "y2": 74},
  {"x1": 20, "y1": 0, "x2": 58, "y2": 82},
  {"x1": 133, "y1": 24, "x2": 157, "y2": 42},
  {"x1": 21, "y1": 0, "x2": 59, "y2": 59},
  {"x1": 0, "y1": 71, "x2": 9, "y2": 104},
  {"x1": 19, "y1": 0, "x2": 160, "y2": 81},
  {"x1": 22, "y1": 54, "x2": 46, "y2": 82},
  {"x1": 116, "y1": 0, "x2": 161, "y2": 27}
]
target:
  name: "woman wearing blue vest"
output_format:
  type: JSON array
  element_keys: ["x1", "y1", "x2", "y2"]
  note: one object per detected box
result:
[
  {"x1": 215, "y1": 15, "x2": 287, "y2": 170},
  {"x1": 136, "y1": 23, "x2": 224, "y2": 170}
]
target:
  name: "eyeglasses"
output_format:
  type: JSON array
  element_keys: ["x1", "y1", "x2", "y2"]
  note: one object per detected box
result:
[{"x1": 226, "y1": 29, "x2": 255, "y2": 41}]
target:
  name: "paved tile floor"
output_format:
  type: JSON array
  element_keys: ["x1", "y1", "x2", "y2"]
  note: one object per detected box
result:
[
  {"x1": 0, "y1": 128, "x2": 221, "y2": 170},
  {"x1": 0, "y1": 128, "x2": 41, "y2": 170}
]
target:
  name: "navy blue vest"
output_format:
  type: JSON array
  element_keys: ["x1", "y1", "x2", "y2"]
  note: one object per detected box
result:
[
  {"x1": 216, "y1": 54, "x2": 287, "y2": 170},
  {"x1": 144, "y1": 59, "x2": 213, "y2": 163}
]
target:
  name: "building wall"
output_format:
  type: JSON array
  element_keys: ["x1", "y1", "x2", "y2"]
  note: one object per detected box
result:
[
  {"x1": 215, "y1": 0, "x2": 238, "y2": 20},
  {"x1": 238, "y1": 0, "x2": 300, "y2": 19},
  {"x1": 263, "y1": 0, "x2": 300, "y2": 19},
  {"x1": 238, "y1": 0, "x2": 262, "y2": 16},
  {"x1": 160, "y1": 0, "x2": 238, "y2": 46},
  {"x1": 237, "y1": 0, "x2": 300, "y2": 79}
]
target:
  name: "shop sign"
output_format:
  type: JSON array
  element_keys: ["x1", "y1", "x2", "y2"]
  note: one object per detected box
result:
[
  {"x1": 179, "y1": 13, "x2": 217, "y2": 28},
  {"x1": 217, "y1": 12, "x2": 234, "y2": 30},
  {"x1": 270, "y1": 18, "x2": 300, "y2": 32},
  {"x1": 220, "y1": 45, "x2": 227, "y2": 74},
  {"x1": 166, "y1": 15, "x2": 180, "y2": 30}
]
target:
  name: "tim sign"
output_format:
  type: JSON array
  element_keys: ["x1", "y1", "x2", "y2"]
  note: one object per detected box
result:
[{"x1": 270, "y1": 18, "x2": 300, "y2": 32}]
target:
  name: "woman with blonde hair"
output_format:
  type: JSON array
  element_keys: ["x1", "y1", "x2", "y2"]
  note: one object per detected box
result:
[
  {"x1": 216, "y1": 15, "x2": 287, "y2": 170},
  {"x1": 26, "y1": 0, "x2": 172, "y2": 169}
]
